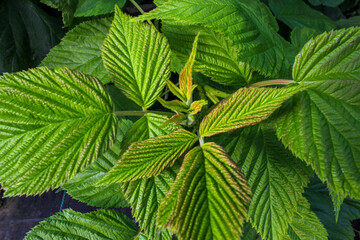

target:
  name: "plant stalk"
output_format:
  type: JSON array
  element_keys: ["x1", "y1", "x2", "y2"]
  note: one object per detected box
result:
[
  {"x1": 249, "y1": 79, "x2": 295, "y2": 88},
  {"x1": 114, "y1": 110, "x2": 173, "y2": 117},
  {"x1": 129, "y1": 0, "x2": 155, "y2": 27}
]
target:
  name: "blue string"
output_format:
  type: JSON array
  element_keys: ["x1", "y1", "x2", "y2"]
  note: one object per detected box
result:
[{"x1": 59, "y1": 190, "x2": 66, "y2": 212}]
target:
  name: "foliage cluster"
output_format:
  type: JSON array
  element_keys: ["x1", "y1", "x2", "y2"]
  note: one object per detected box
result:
[{"x1": 0, "y1": 0, "x2": 360, "y2": 239}]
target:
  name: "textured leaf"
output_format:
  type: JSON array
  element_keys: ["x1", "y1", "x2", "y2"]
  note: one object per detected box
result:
[
  {"x1": 74, "y1": 0, "x2": 126, "y2": 17},
  {"x1": 293, "y1": 27, "x2": 360, "y2": 82},
  {"x1": 158, "y1": 143, "x2": 251, "y2": 240},
  {"x1": 308, "y1": 0, "x2": 344, "y2": 7},
  {"x1": 337, "y1": 16, "x2": 360, "y2": 29},
  {"x1": 101, "y1": 129, "x2": 197, "y2": 182},
  {"x1": 120, "y1": 113, "x2": 178, "y2": 239},
  {"x1": 102, "y1": 7, "x2": 171, "y2": 109},
  {"x1": 0, "y1": 0, "x2": 65, "y2": 74},
  {"x1": 137, "y1": 0, "x2": 288, "y2": 77},
  {"x1": 216, "y1": 125, "x2": 311, "y2": 240},
  {"x1": 63, "y1": 119, "x2": 133, "y2": 208},
  {"x1": 25, "y1": 209, "x2": 139, "y2": 239},
  {"x1": 269, "y1": 0, "x2": 336, "y2": 32},
  {"x1": 42, "y1": 17, "x2": 112, "y2": 85},
  {"x1": 0, "y1": 67, "x2": 116, "y2": 196},
  {"x1": 305, "y1": 177, "x2": 360, "y2": 240},
  {"x1": 290, "y1": 27, "x2": 320, "y2": 52},
  {"x1": 199, "y1": 86, "x2": 301, "y2": 137},
  {"x1": 162, "y1": 21, "x2": 253, "y2": 86},
  {"x1": 40, "y1": 0, "x2": 78, "y2": 26},
  {"x1": 284, "y1": 197, "x2": 328, "y2": 240},
  {"x1": 276, "y1": 80, "x2": 360, "y2": 199}
]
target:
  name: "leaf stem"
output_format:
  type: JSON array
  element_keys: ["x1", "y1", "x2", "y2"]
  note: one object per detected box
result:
[
  {"x1": 115, "y1": 110, "x2": 173, "y2": 117},
  {"x1": 129, "y1": 0, "x2": 155, "y2": 27},
  {"x1": 249, "y1": 79, "x2": 295, "y2": 88}
]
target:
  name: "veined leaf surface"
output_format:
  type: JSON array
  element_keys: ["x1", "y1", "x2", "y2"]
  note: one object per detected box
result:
[
  {"x1": 0, "y1": 67, "x2": 117, "y2": 196},
  {"x1": 199, "y1": 86, "x2": 300, "y2": 137},
  {"x1": 269, "y1": 0, "x2": 336, "y2": 32},
  {"x1": 158, "y1": 142, "x2": 251, "y2": 240},
  {"x1": 284, "y1": 197, "x2": 328, "y2": 240},
  {"x1": 293, "y1": 27, "x2": 360, "y2": 82},
  {"x1": 101, "y1": 129, "x2": 197, "y2": 183},
  {"x1": 42, "y1": 17, "x2": 112, "y2": 85},
  {"x1": 63, "y1": 119, "x2": 133, "y2": 208},
  {"x1": 120, "y1": 113, "x2": 179, "y2": 239},
  {"x1": 216, "y1": 125, "x2": 311, "y2": 240},
  {"x1": 276, "y1": 80, "x2": 360, "y2": 199},
  {"x1": 25, "y1": 209, "x2": 139, "y2": 240},
  {"x1": 102, "y1": 7, "x2": 171, "y2": 109},
  {"x1": 136, "y1": 0, "x2": 288, "y2": 76},
  {"x1": 162, "y1": 21, "x2": 253, "y2": 86}
]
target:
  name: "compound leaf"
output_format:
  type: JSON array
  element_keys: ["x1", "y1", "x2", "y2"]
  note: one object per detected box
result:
[
  {"x1": 216, "y1": 125, "x2": 311, "y2": 240},
  {"x1": 0, "y1": 67, "x2": 117, "y2": 196},
  {"x1": 63, "y1": 119, "x2": 133, "y2": 208},
  {"x1": 158, "y1": 142, "x2": 251, "y2": 240},
  {"x1": 293, "y1": 27, "x2": 360, "y2": 82},
  {"x1": 25, "y1": 209, "x2": 139, "y2": 240},
  {"x1": 199, "y1": 86, "x2": 301, "y2": 137},
  {"x1": 137, "y1": 0, "x2": 288, "y2": 77},
  {"x1": 101, "y1": 129, "x2": 197, "y2": 183},
  {"x1": 269, "y1": 0, "x2": 336, "y2": 32},
  {"x1": 102, "y1": 7, "x2": 171, "y2": 109},
  {"x1": 42, "y1": 17, "x2": 112, "y2": 85},
  {"x1": 276, "y1": 80, "x2": 360, "y2": 199}
]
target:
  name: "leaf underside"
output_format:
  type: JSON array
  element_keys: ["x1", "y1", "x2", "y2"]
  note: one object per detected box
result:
[
  {"x1": 0, "y1": 67, "x2": 117, "y2": 196},
  {"x1": 158, "y1": 142, "x2": 251, "y2": 240},
  {"x1": 102, "y1": 7, "x2": 171, "y2": 109},
  {"x1": 25, "y1": 209, "x2": 139, "y2": 240}
]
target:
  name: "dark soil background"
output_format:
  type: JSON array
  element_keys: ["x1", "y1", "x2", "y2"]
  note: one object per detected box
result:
[{"x1": 0, "y1": 190, "x2": 132, "y2": 240}]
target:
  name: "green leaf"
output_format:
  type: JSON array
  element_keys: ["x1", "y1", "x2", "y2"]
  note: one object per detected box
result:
[
  {"x1": 74, "y1": 0, "x2": 126, "y2": 17},
  {"x1": 102, "y1": 7, "x2": 171, "y2": 109},
  {"x1": 337, "y1": 16, "x2": 360, "y2": 29},
  {"x1": 40, "y1": 0, "x2": 78, "y2": 26},
  {"x1": 42, "y1": 17, "x2": 112, "y2": 85},
  {"x1": 120, "y1": 113, "x2": 179, "y2": 239},
  {"x1": 199, "y1": 86, "x2": 301, "y2": 137},
  {"x1": 216, "y1": 125, "x2": 311, "y2": 240},
  {"x1": 158, "y1": 142, "x2": 251, "y2": 239},
  {"x1": 284, "y1": 197, "x2": 328, "y2": 240},
  {"x1": 62, "y1": 119, "x2": 133, "y2": 208},
  {"x1": 308, "y1": 0, "x2": 344, "y2": 7},
  {"x1": 123, "y1": 168, "x2": 176, "y2": 240},
  {"x1": 305, "y1": 177, "x2": 360, "y2": 240},
  {"x1": 293, "y1": 27, "x2": 360, "y2": 82},
  {"x1": 290, "y1": 27, "x2": 320, "y2": 52},
  {"x1": 136, "y1": 0, "x2": 289, "y2": 77},
  {"x1": 25, "y1": 209, "x2": 139, "y2": 239},
  {"x1": 161, "y1": 21, "x2": 253, "y2": 86},
  {"x1": 0, "y1": 0, "x2": 65, "y2": 74},
  {"x1": 276, "y1": 80, "x2": 360, "y2": 199},
  {"x1": 100, "y1": 129, "x2": 198, "y2": 182},
  {"x1": 0, "y1": 67, "x2": 117, "y2": 196},
  {"x1": 268, "y1": 0, "x2": 336, "y2": 32}
]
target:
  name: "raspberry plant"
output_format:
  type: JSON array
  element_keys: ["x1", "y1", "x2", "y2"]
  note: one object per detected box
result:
[{"x1": 0, "y1": 0, "x2": 359, "y2": 239}]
